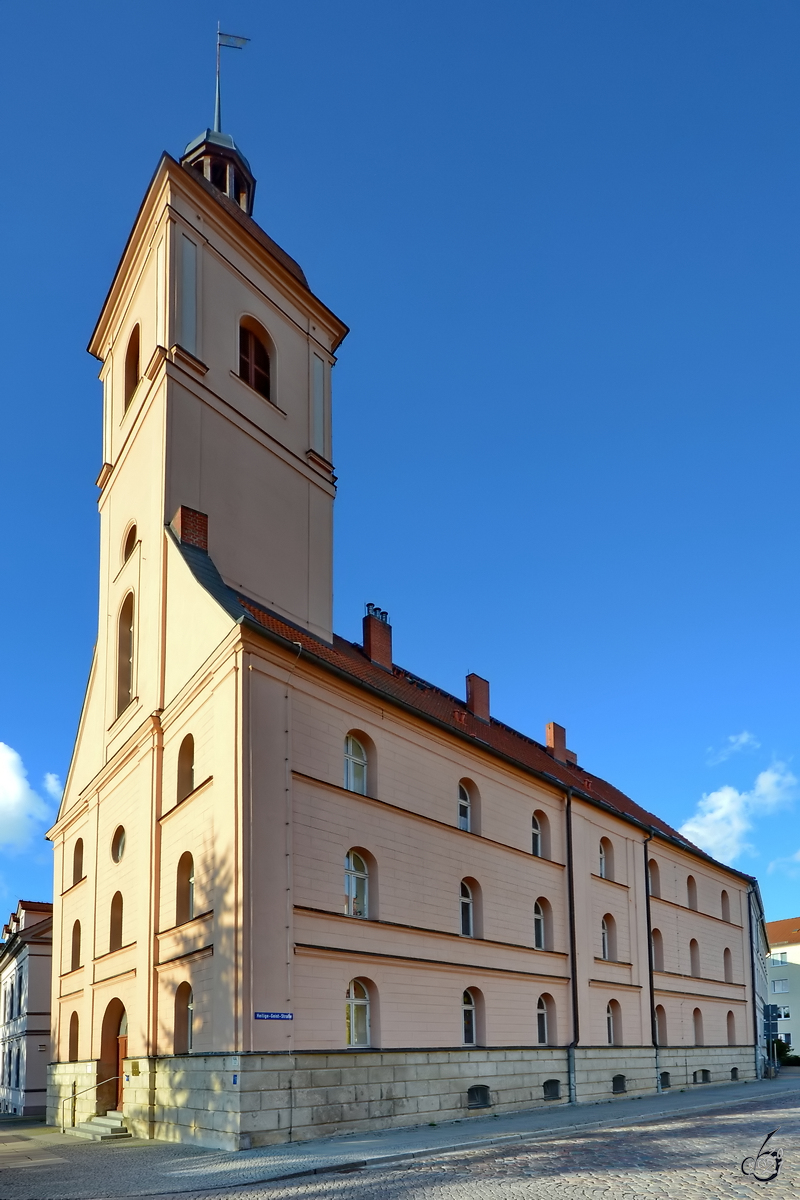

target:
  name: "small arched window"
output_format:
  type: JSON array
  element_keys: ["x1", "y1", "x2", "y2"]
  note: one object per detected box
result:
[
  {"x1": 693, "y1": 1007, "x2": 704, "y2": 1045},
  {"x1": 655, "y1": 1004, "x2": 667, "y2": 1045},
  {"x1": 176, "y1": 852, "x2": 195, "y2": 925},
  {"x1": 531, "y1": 809, "x2": 550, "y2": 858},
  {"x1": 599, "y1": 837, "x2": 614, "y2": 880},
  {"x1": 174, "y1": 981, "x2": 194, "y2": 1054},
  {"x1": 687, "y1": 875, "x2": 698, "y2": 910},
  {"x1": 239, "y1": 319, "x2": 271, "y2": 401},
  {"x1": 462, "y1": 989, "x2": 477, "y2": 1045},
  {"x1": 721, "y1": 889, "x2": 731, "y2": 922},
  {"x1": 689, "y1": 938, "x2": 700, "y2": 978},
  {"x1": 727, "y1": 1010, "x2": 736, "y2": 1046},
  {"x1": 537, "y1": 994, "x2": 555, "y2": 1045},
  {"x1": 72, "y1": 838, "x2": 84, "y2": 886},
  {"x1": 344, "y1": 734, "x2": 368, "y2": 795},
  {"x1": 648, "y1": 858, "x2": 660, "y2": 898},
  {"x1": 111, "y1": 825, "x2": 126, "y2": 863},
  {"x1": 109, "y1": 891, "x2": 124, "y2": 952},
  {"x1": 116, "y1": 592, "x2": 135, "y2": 717},
  {"x1": 651, "y1": 927, "x2": 664, "y2": 972},
  {"x1": 124, "y1": 324, "x2": 140, "y2": 411},
  {"x1": 123, "y1": 524, "x2": 137, "y2": 563},
  {"x1": 177, "y1": 735, "x2": 195, "y2": 803},
  {"x1": 601, "y1": 913, "x2": 617, "y2": 961},
  {"x1": 533, "y1": 901, "x2": 545, "y2": 950},
  {"x1": 70, "y1": 921, "x2": 82, "y2": 972},
  {"x1": 345, "y1": 979, "x2": 370, "y2": 1046},
  {"x1": 68, "y1": 1011, "x2": 79, "y2": 1062},
  {"x1": 458, "y1": 783, "x2": 471, "y2": 832},
  {"x1": 460, "y1": 881, "x2": 474, "y2": 937},
  {"x1": 607, "y1": 999, "x2": 621, "y2": 1045},
  {"x1": 345, "y1": 850, "x2": 368, "y2": 918},
  {"x1": 723, "y1": 947, "x2": 733, "y2": 983}
]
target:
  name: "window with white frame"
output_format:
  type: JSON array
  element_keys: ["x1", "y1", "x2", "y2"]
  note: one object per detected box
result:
[
  {"x1": 460, "y1": 881, "x2": 473, "y2": 937},
  {"x1": 345, "y1": 851, "x2": 368, "y2": 918},
  {"x1": 537, "y1": 996, "x2": 548, "y2": 1044},
  {"x1": 462, "y1": 989, "x2": 476, "y2": 1045},
  {"x1": 344, "y1": 735, "x2": 368, "y2": 795},
  {"x1": 458, "y1": 783, "x2": 471, "y2": 832},
  {"x1": 531, "y1": 814, "x2": 541, "y2": 857},
  {"x1": 533, "y1": 901, "x2": 545, "y2": 950},
  {"x1": 599, "y1": 841, "x2": 606, "y2": 878},
  {"x1": 345, "y1": 979, "x2": 370, "y2": 1046},
  {"x1": 773, "y1": 952, "x2": 788, "y2": 964},
  {"x1": 778, "y1": 1006, "x2": 791, "y2": 1019},
  {"x1": 606, "y1": 1003, "x2": 615, "y2": 1045},
  {"x1": 773, "y1": 978, "x2": 790, "y2": 993}
]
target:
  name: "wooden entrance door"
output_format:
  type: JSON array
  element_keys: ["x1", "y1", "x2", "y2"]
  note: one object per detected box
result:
[{"x1": 116, "y1": 1035, "x2": 127, "y2": 1110}]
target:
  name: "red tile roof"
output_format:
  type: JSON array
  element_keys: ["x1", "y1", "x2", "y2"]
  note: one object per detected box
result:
[
  {"x1": 766, "y1": 917, "x2": 800, "y2": 947},
  {"x1": 237, "y1": 596, "x2": 706, "y2": 858}
]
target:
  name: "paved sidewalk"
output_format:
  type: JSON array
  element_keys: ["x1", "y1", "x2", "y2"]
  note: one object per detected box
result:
[{"x1": 0, "y1": 1075, "x2": 798, "y2": 1200}]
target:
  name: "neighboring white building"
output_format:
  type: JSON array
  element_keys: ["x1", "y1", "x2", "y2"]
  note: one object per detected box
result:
[
  {"x1": 0, "y1": 901, "x2": 53, "y2": 1115},
  {"x1": 765, "y1": 917, "x2": 800, "y2": 1053}
]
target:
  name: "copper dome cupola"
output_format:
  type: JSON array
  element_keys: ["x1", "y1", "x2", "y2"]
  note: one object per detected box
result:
[{"x1": 180, "y1": 128, "x2": 256, "y2": 216}]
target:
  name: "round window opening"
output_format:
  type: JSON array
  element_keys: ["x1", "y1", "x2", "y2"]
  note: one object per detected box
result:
[{"x1": 111, "y1": 826, "x2": 126, "y2": 863}]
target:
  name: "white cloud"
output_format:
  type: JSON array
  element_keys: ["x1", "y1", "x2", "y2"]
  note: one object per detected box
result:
[
  {"x1": 679, "y1": 762, "x2": 796, "y2": 864},
  {"x1": 706, "y1": 731, "x2": 760, "y2": 766},
  {"x1": 0, "y1": 743, "x2": 53, "y2": 851},
  {"x1": 43, "y1": 773, "x2": 63, "y2": 801}
]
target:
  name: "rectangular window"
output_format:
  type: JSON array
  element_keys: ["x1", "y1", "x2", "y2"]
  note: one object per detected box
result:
[
  {"x1": 181, "y1": 235, "x2": 197, "y2": 355},
  {"x1": 772, "y1": 978, "x2": 789, "y2": 993},
  {"x1": 779, "y1": 1006, "x2": 791, "y2": 1019},
  {"x1": 312, "y1": 354, "x2": 325, "y2": 454}
]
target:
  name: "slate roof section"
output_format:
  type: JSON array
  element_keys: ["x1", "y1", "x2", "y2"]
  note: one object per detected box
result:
[
  {"x1": 765, "y1": 917, "x2": 800, "y2": 947},
  {"x1": 170, "y1": 534, "x2": 743, "y2": 874}
]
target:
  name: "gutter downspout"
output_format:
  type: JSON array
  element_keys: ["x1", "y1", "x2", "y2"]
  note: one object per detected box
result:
[
  {"x1": 565, "y1": 788, "x2": 579, "y2": 1104},
  {"x1": 746, "y1": 884, "x2": 761, "y2": 1079},
  {"x1": 643, "y1": 830, "x2": 659, "y2": 1091}
]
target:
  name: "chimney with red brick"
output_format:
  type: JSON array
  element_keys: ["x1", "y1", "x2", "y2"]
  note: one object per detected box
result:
[
  {"x1": 466, "y1": 673, "x2": 490, "y2": 722},
  {"x1": 171, "y1": 506, "x2": 208, "y2": 552},
  {"x1": 546, "y1": 722, "x2": 578, "y2": 765},
  {"x1": 363, "y1": 604, "x2": 392, "y2": 671}
]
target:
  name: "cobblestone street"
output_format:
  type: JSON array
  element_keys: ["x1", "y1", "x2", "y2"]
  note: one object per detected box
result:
[
  {"x1": 2, "y1": 1082, "x2": 800, "y2": 1200},
  {"x1": 144, "y1": 1089, "x2": 800, "y2": 1200}
]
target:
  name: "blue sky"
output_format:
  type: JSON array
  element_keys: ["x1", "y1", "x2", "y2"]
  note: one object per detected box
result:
[{"x1": 1, "y1": 1, "x2": 799, "y2": 920}]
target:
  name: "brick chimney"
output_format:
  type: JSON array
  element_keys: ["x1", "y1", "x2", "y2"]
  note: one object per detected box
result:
[
  {"x1": 546, "y1": 722, "x2": 577, "y2": 766},
  {"x1": 363, "y1": 604, "x2": 392, "y2": 671},
  {"x1": 171, "y1": 506, "x2": 208, "y2": 551},
  {"x1": 466, "y1": 673, "x2": 490, "y2": 722}
]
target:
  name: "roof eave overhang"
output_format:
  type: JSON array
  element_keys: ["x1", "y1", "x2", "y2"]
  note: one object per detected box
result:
[{"x1": 236, "y1": 612, "x2": 756, "y2": 887}]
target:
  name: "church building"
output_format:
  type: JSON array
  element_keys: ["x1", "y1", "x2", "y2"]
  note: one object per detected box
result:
[{"x1": 46, "y1": 118, "x2": 768, "y2": 1149}]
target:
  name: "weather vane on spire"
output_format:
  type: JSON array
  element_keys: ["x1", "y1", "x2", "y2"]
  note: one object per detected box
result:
[{"x1": 214, "y1": 23, "x2": 250, "y2": 133}]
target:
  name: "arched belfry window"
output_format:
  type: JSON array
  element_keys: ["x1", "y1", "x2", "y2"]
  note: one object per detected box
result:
[
  {"x1": 239, "y1": 319, "x2": 271, "y2": 401},
  {"x1": 176, "y1": 852, "x2": 195, "y2": 925},
  {"x1": 177, "y1": 735, "x2": 195, "y2": 803},
  {"x1": 72, "y1": 838, "x2": 84, "y2": 886},
  {"x1": 124, "y1": 324, "x2": 140, "y2": 411},
  {"x1": 116, "y1": 592, "x2": 135, "y2": 717},
  {"x1": 109, "y1": 891, "x2": 124, "y2": 952}
]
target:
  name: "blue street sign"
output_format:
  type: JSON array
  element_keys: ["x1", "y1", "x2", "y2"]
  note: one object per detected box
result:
[{"x1": 254, "y1": 1012, "x2": 294, "y2": 1020}]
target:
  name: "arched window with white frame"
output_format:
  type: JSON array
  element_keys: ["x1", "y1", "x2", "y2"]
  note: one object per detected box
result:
[
  {"x1": 599, "y1": 837, "x2": 614, "y2": 880},
  {"x1": 344, "y1": 734, "x2": 368, "y2": 795},
  {"x1": 239, "y1": 318, "x2": 272, "y2": 401},
  {"x1": 601, "y1": 913, "x2": 617, "y2": 961},
  {"x1": 458, "y1": 783, "x2": 471, "y2": 832},
  {"x1": 462, "y1": 989, "x2": 477, "y2": 1045},
  {"x1": 537, "y1": 994, "x2": 556, "y2": 1045},
  {"x1": 607, "y1": 998, "x2": 622, "y2": 1045},
  {"x1": 460, "y1": 880, "x2": 474, "y2": 937},
  {"x1": 531, "y1": 814, "x2": 541, "y2": 856},
  {"x1": 345, "y1": 979, "x2": 371, "y2": 1046},
  {"x1": 345, "y1": 850, "x2": 368, "y2": 918}
]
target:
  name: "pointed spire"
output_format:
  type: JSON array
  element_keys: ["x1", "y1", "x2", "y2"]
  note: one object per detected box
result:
[
  {"x1": 212, "y1": 26, "x2": 249, "y2": 134},
  {"x1": 214, "y1": 22, "x2": 222, "y2": 132}
]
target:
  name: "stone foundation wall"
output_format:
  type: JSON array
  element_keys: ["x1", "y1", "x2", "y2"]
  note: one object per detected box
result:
[
  {"x1": 51, "y1": 1045, "x2": 759, "y2": 1151},
  {"x1": 47, "y1": 1061, "x2": 101, "y2": 1130}
]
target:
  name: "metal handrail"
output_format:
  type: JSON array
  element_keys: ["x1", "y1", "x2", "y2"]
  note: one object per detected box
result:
[{"x1": 60, "y1": 1076, "x2": 119, "y2": 1133}]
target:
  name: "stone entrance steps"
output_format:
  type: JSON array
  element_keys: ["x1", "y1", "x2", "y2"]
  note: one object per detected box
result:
[{"x1": 65, "y1": 1110, "x2": 131, "y2": 1141}]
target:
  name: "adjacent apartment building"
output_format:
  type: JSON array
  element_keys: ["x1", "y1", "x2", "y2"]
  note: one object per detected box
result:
[
  {"x1": 46, "y1": 118, "x2": 769, "y2": 1150},
  {"x1": 765, "y1": 917, "x2": 800, "y2": 1050},
  {"x1": 0, "y1": 901, "x2": 53, "y2": 1115}
]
